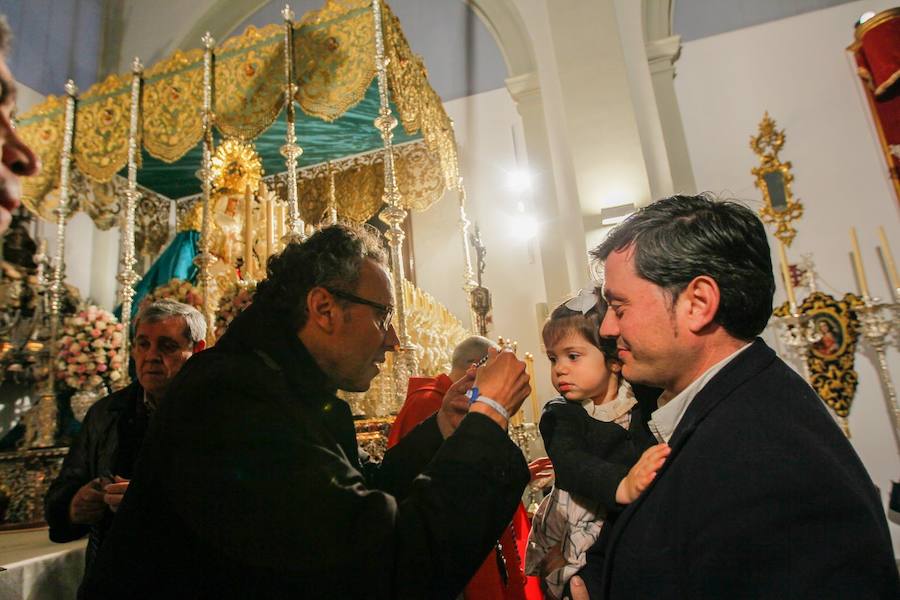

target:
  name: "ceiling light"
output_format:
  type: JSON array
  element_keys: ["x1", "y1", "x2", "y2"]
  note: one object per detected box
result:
[{"x1": 506, "y1": 169, "x2": 533, "y2": 193}]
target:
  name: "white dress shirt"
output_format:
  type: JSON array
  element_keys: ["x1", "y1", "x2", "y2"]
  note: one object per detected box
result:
[{"x1": 648, "y1": 343, "x2": 751, "y2": 443}]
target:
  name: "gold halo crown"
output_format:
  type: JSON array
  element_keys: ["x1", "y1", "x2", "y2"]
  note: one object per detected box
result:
[{"x1": 210, "y1": 139, "x2": 263, "y2": 195}]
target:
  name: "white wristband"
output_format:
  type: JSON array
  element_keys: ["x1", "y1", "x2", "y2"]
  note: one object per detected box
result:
[{"x1": 473, "y1": 395, "x2": 510, "y2": 422}]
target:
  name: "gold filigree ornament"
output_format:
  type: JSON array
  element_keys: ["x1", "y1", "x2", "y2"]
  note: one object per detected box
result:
[
  {"x1": 214, "y1": 23, "x2": 285, "y2": 141},
  {"x1": 751, "y1": 112, "x2": 804, "y2": 246},
  {"x1": 74, "y1": 73, "x2": 133, "y2": 183},
  {"x1": 209, "y1": 139, "x2": 264, "y2": 195},
  {"x1": 774, "y1": 292, "x2": 862, "y2": 430},
  {"x1": 142, "y1": 48, "x2": 205, "y2": 163},
  {"x1": 17, "y1": 94, "x2": 66, "y2": 216},
  {"x1": 294, "y1": 0, "x2": 375, "y2": 122}
]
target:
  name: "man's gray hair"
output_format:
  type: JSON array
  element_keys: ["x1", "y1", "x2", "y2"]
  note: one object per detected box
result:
[
  {"x1": 0, "y1": 16, "x2": 12, "y2": 56},
  {"x1": 451, "y1": 336, "x2": 499, "y2": 372},
  {"x1": 135, "y1": 299, "x2": 206, "y2": 344}
]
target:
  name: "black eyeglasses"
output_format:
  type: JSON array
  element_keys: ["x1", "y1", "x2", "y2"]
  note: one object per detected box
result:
[{"x1": 325, "y1": 288, "x2": 394, "y2": 331}]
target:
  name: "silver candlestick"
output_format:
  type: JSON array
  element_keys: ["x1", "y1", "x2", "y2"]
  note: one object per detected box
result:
[
  {"x1": 856, "y1": 297, "x2": 900, "y2": 451},
  {"x1": 772, "y1": 311, "x2": 821, "y2": 382}
]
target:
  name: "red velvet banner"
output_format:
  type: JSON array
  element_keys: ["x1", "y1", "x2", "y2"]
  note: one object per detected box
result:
[{"x1": 850, "y1": 8, "x2": 900, "y2": 204}]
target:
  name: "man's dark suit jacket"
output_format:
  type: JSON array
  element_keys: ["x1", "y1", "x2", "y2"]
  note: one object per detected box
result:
[
  {"x1": 594, "y1": 338, "x2": 899, "y2": 599},
  {"x1": 82, "y1": 302, "x2": 529, "y2": 599}
]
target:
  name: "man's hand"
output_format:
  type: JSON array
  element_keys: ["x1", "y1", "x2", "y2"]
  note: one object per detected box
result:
[
  {"x1": 436, "y1": 367, "x2": 475, "y2": 438},
  {"x1": 69, "y1": 480, "x2": 108, "y2": 525},
  {"x1": 569, "y1": 575, "x2": 590, "y2": 600},
  {"x1": 469, "y1": 348, "x2": 530, "y2": 429},
  {"x1": 103, "y1": 476, "x2": 130, "y2": 513},
  {"x1": 615, "y1": 443, "x2": 671, "y2": 504}
]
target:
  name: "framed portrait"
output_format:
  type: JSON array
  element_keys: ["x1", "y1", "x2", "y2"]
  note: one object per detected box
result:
[{"x1": 773, "y1": 292, "x2": 862, "y2": 422}]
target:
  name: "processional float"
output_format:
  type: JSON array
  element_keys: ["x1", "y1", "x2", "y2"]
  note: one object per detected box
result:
[{"x1": 0, "y1": 1, "x2": 491, "y2": 525}]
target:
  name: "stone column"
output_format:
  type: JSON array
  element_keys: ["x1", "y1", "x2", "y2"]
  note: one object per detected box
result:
[{"x1": 646, "y1": 34, "x2": 696, "y2": 195}]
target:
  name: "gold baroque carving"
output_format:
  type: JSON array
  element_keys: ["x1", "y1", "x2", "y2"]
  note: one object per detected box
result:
[
  {"x1": 266, "y1": 141, "x2": 447, "y2": 224},
  {"x1": 773, "y1": 292, "x2": 862, "y2": 419},
  {"x1": 751, "y1": 112, "x2": 804, "y2": 246},
  {"x1": 135, "y1": 192, "x2": 172, "y2": 259},
  {"x1": 0, "y1": 448, "x2": 67, "y2": 525},
  {"x1": 176, "y1": 197, "x2": 203, "y2": 233}
]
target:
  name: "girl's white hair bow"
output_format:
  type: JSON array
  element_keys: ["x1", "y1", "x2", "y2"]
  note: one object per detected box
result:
[{"x1": 563, "y1": 287, "x2": 598, "y2": 315}]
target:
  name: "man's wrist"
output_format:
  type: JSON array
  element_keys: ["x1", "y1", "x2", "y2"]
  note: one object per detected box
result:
[
  {"x1": 469, "y1": 401, "x2": 509, "y2": 430},
  {"x1": 435, "y1": 408, "x2": 455, "y2": 439},
  {"x1": 466, "y1": 388, "x2": 511, "y2": 421}
]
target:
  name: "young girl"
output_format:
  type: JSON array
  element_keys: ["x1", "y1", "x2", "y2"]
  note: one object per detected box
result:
[{"x1": 525, "y1": 289, "x2": 669, "y2": 600}]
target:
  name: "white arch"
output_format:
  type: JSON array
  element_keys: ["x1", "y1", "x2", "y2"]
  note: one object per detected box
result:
[
  {"x1": 642, "y1": 0, "x2": 674, "y2": 42},
  {"x1": 465, "y1": 0, "x2": 537, "y2": 79}
]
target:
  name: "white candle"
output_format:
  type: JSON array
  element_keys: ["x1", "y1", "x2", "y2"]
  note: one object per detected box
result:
[
  {"x1": 877, "y1": 226, "x2": 900, "y2": 293},
  {"x1": 850, "y1": 227, "x2": 870, "y2": 298},
  {"x1": 777, "y1": 241, "x2": 797, "y2": 311},
  {"x1": 243, "y1": 186, "x2": 253, "y2": 280},
  {"x1": 265, "y1": 197, "x2": 274, "y2": 263}
]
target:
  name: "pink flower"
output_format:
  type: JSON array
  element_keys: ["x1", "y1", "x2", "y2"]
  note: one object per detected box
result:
[
  {"x1": 97, "y1": 364, "x2": 108, "y2": 372},
  {"x1": 90, "y1": 329, "x2": 101, "y2": 338}
]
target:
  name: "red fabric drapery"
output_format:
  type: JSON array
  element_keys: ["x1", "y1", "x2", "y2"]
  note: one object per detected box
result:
[{"x1": 850, "y1": 8, "x2": 900, "y2": 204}]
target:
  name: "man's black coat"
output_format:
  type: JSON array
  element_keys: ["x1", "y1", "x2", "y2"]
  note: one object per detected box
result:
[
  {"x1": 44, "y1": 381, "x2": 148, "y2": 580},
  {"x1": 593, "y1": 339, "x2": 899, "y2": 599},
  {"x1": 83, "y1": 302, "x2": 528, "y2": 599}
]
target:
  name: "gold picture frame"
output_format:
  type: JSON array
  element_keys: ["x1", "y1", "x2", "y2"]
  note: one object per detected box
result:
[
  {"x1": 774, "y1": 291, "x2": 862, "y2": 432},
  {"x1": 751, "y1": 112, "x2": 804, "y2": 246}
]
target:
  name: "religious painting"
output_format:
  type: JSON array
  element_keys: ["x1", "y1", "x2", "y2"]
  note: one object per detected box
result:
[
  {"x1": 773, "y1": 292, "x2": 862, "y2": 425},
  {"x1": 810, "y1": 313, "x2": 844, "y2": 360}
]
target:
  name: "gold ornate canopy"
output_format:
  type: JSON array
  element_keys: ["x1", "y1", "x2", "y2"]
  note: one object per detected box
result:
[
  {"x1": 17, "y1": 0, "x2": 460, "y2": 219},
  {"x1": 11, "y1": 0, "x2": 483, "y2": 417}
]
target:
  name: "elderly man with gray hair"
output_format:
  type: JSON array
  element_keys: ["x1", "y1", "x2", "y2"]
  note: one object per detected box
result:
[{"x1": 45, "y1": 299, "x2": 206, "y2": 595}]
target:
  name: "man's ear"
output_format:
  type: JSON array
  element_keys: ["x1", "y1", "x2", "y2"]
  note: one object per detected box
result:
[
  {"x1": 681, "y1": 275, "x2": 720, "y2": 334},
  {"x1": 192, "y1": 340, "x2": 207, "y2": 353},
  {"x1": 306, "y1": 287, "x2": 340, "y2": 334}
]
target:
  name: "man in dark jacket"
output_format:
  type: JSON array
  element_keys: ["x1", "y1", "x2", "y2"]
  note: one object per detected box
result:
[
  {"x1": 45, "y1": 300, "x2": 206, "y2": 589},
  {"x1": 576, "y1": 194, "x2": 899, "y2": 599},
  {"x1": 83, "y1": 224, "x2": 532, "y2": 599}
]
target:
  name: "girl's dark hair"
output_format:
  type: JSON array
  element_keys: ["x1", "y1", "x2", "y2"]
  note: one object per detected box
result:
[{"x1": 541, "y1": 295, "x2": 617, "y2": 361}]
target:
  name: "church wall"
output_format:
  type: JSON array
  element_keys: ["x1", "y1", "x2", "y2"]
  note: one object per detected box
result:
[
  {"x1": 674, "y1": 0, "x2": 900, "y2": 553},
  {"x1": 414, "y1": 86, "x2": 556, "y2": 420}
]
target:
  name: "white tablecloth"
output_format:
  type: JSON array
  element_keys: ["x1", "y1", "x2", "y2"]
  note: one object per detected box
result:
[{"x1": 0, "y1": 527, "x2": 85, "y2": 600}]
